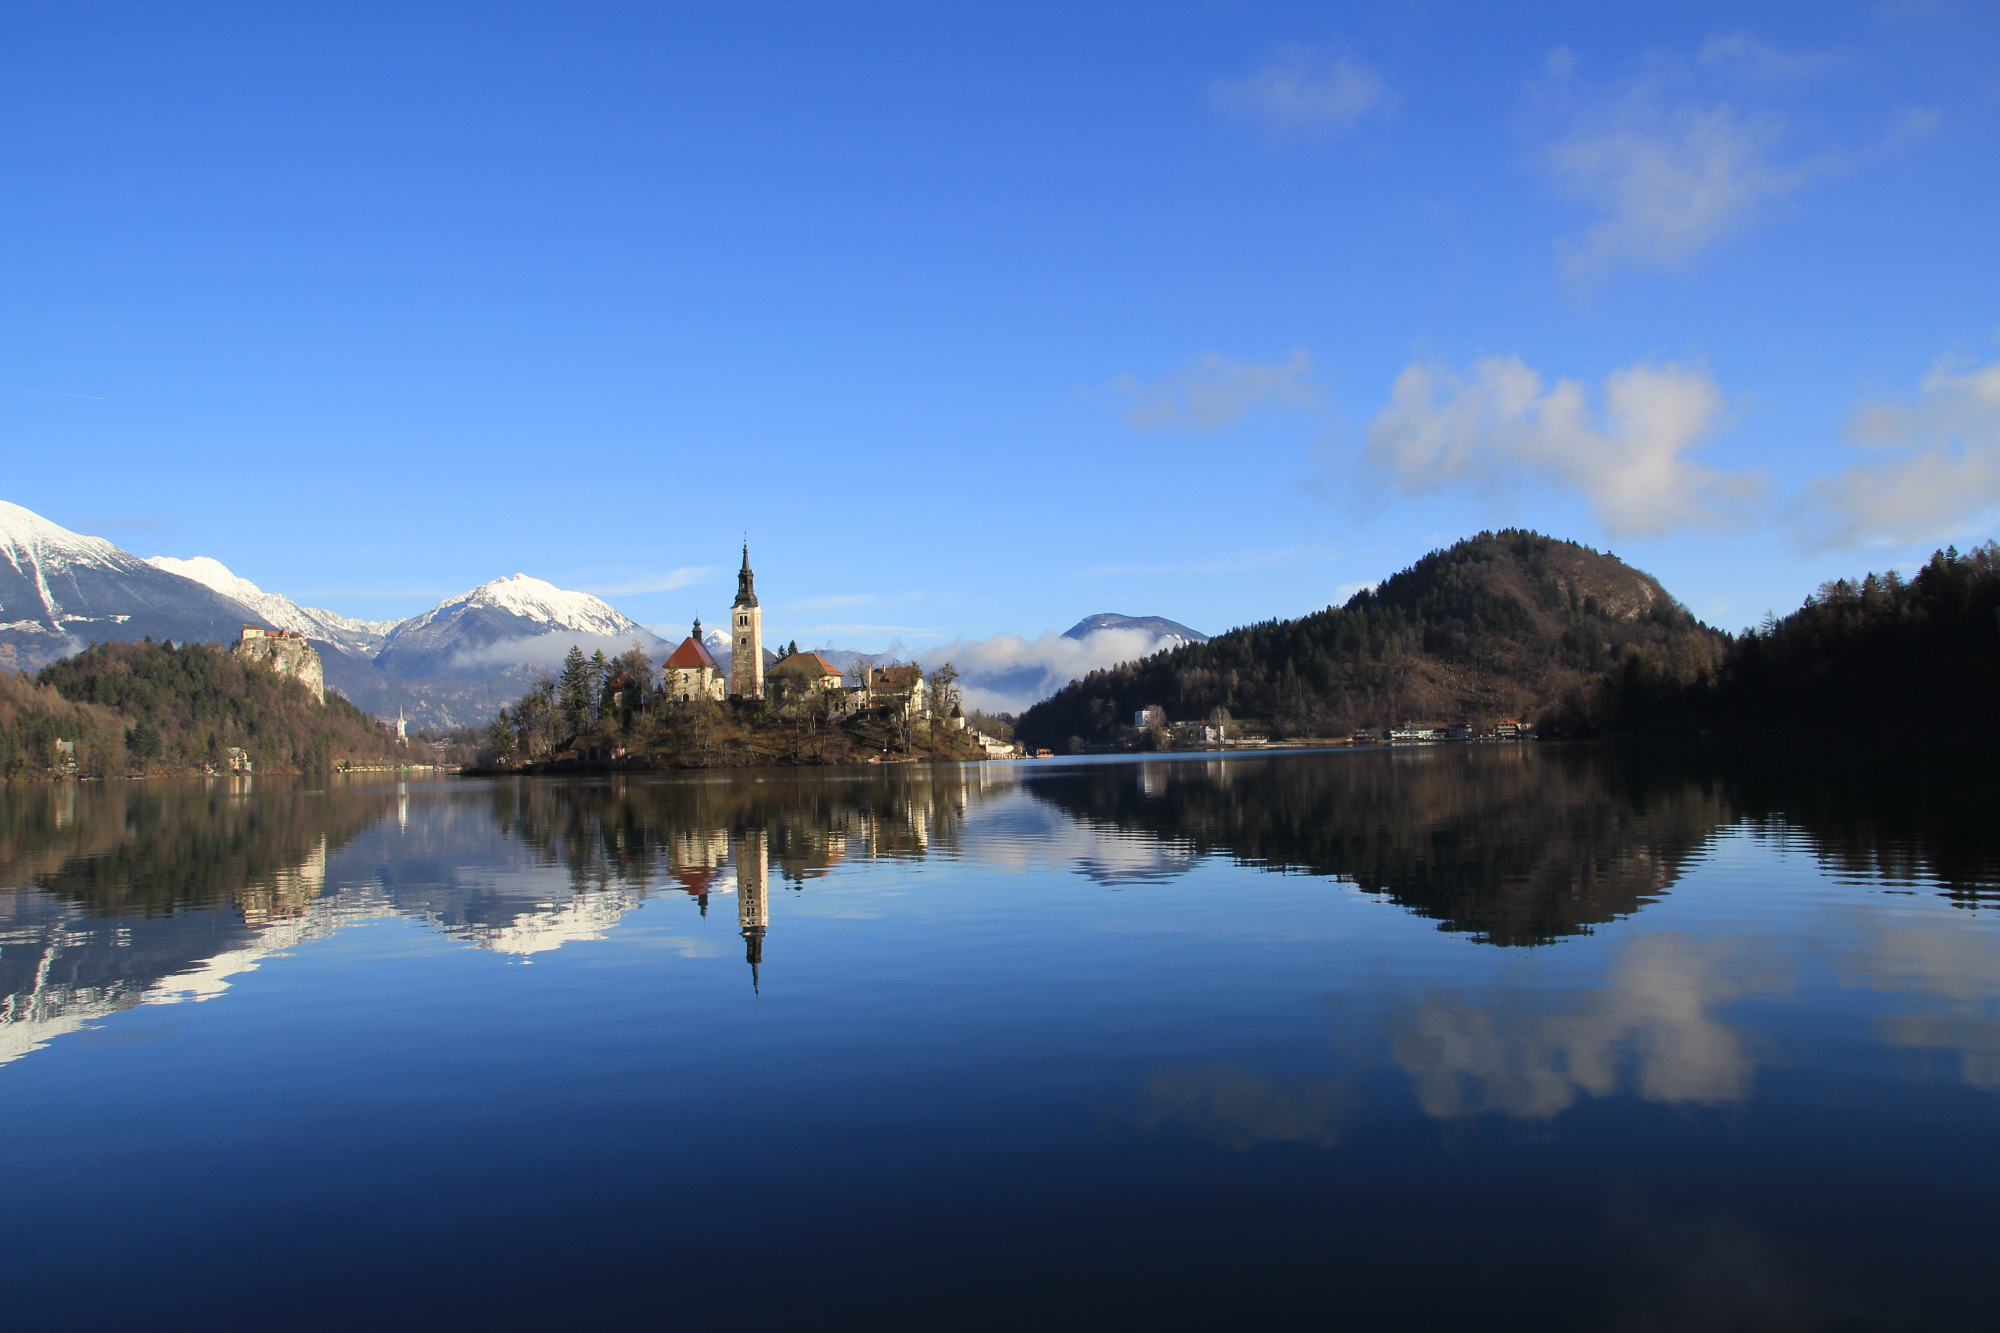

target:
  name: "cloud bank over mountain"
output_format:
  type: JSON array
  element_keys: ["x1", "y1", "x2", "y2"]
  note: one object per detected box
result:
[{"x1": 915, "y1": 627, "x2": 1192, "y2": 715}]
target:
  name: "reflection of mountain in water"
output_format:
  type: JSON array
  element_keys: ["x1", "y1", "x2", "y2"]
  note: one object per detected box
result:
[
  {"x1": 1025, "y1": 748, "x2": 1730, "y2": 945},
  {"x1": 7, "y1": 749, "x2": 1997, "y2": 1066},
  {"x1": 0, "y1": 768, "x2": 1016, "y2": 1063},
  {"x1": 1715, "y1": 744, "x2": 2000, "y2": 908}
]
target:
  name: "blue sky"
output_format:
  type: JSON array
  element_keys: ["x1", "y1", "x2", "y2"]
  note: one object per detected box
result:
[{"x1": 5, "y1": 1, "x2": 1997, "y2": 649}]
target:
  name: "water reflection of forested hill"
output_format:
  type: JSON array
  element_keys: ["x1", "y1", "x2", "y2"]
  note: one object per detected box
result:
[
  {"x1": 1712, "y1": 745, "x2": 2000, "y2": 909},
  {"x1": 1024, "y1": 747, "x2": 1731, "y2": 945},
  {"x1": 480, "y1": 766, "x2": 1008, "y2": 896},
  {"x1": 0, "y1": 779, "x2": 401, "y2": 1065},
  {"x1": 0, "y1": 768, "x2": 1010, "y2": 1064},
  {"x1": 0, "y1": 779, "x2": 392, "y2": 916},
  {"x1": 7, "y1": 752, "x2": 1992, "y2": 1067}
]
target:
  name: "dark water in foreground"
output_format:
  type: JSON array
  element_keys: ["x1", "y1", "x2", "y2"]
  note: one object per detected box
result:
[{"x1": 3, "y1": 745, "x2": 1997, "y2": 1330}]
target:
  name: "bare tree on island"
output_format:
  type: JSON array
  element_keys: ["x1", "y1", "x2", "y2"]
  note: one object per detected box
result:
[
  {"x1": 925, "y1": 662, "x2": 961, "y2": 727},
  {"x1": 514, "y1": 674, "x2": 559, "y2": 759}
]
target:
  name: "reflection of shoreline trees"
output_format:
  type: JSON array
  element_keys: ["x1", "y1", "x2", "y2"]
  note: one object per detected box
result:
[
  {"x1": 483, "y1": 766, "x2": 996, "y2": 895},
  {"x1": 0, "y1": 779, "x2": 392, "y2": 917},
  {"x1": 1027, "y1": 744, "x2": 2000, "y2": 941},
  {"x1": 1712, "y1": 745, "x2": 2000, "y2": 908},
  {"x1": 1026, "y1": 747, "x2": 1729, "y2": 946}
]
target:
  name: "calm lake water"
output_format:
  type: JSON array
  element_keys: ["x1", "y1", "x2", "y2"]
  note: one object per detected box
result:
[{"x1": 3, "y1": 745, "x2": 1997, "y2": 1330}]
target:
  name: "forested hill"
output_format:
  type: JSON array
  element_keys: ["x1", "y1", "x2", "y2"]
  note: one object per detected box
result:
[
  {"x1": 1705, "y1": 542, "x2": 2000, "y2": 732},
  {"x1": 1017, "y1": 531, "x2": 1725, "y2": 748},
  {"x1": 3, "y1": 639, "x2": 407, "y2": 777}
]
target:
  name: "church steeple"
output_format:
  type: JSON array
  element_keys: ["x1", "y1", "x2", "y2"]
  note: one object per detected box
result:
[
  {"x1": 729, "y1": 542, "x2": 764, "y2": 699},
  {"x1": 733, "y1": 543, "x2": 758, "y2": 609}
]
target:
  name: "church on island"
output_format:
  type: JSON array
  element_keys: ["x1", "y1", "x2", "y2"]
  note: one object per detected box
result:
[
  {"x1": 661, "y1": 544, "x2": 778, "y2": 704},
  {"x1": 653, "y1": 543, "x2": 962, "y2": 738},
  {"x1": 658, "y1": 544, "x2": 896, "y2": 714}
]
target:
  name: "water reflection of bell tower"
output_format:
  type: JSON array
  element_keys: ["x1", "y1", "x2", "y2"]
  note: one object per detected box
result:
[{"x1": 737, "y1": 827, "x2": 769, "y2": 991}]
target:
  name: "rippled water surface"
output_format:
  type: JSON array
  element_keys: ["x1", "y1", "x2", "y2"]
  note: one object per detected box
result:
[{"x1": 3, "y1": 745, "x2": 1997, "y2": 1329}]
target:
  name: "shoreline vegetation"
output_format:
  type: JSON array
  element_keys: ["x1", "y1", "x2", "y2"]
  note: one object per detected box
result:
[
  {"x1": 6, "y1": 531, "x2": 1993, "y2": 780},
  {"x1": 1016, "y1": 532, "x2": 2000, "y2": 754},
  {"x1": 1, "y1": 639, "x2": 433, "y2": 780},
  {"x1": 463, "y1": 644, "x2": 1003, "y2": 775}
]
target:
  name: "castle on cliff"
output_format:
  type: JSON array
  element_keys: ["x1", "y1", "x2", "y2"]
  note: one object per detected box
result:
[{"x1": 232, "y1": 625, "x2": 325, "y2": 704}]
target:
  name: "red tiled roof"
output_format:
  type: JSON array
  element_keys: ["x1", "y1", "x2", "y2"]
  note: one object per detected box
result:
[
  {"x1": 664, "y1": 637, "x2": 719, "y2": 669},
  {"x1": 769, "y1": 651, "x2": 844, "y2": 678}
]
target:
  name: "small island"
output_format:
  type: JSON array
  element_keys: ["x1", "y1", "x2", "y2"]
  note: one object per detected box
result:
[{"x1": 472, "y1": 546, "x2": 1017, "y2": 772}]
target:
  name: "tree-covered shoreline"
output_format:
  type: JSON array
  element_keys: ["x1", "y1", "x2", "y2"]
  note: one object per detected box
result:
[
  {"x1": 472, "y1": 643, "x2": 995, "y2": 772},
  {"x1": 1017, "y1": 532, "x2": 2000, "y2": 751},
  {"x1": 3, "y1": 639, "x2": 411, "y2": 778}
]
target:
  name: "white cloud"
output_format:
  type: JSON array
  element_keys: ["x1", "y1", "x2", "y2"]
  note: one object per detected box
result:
[
  {"x1": 915, "y1": 627, "x2": 1188, "y2": 714},
  {"x1": 1210, "y1": 47, "x2": 1386, "y2": 138},
  {"x1": 1805, "y1": 356, "x2": 2000, "y2": 547},
  {"x1": 581, "y1": 566, "x2": 714, "y2": 596},
  {"x1": 1114, "y1": 349, "x2": 1318, "y2": 431},
  {"x1": 1548, "y1": 90, "x2": 1822, "y2": 278},
  {"x1": 1364, "y1": 354, "x2": 1760, "y2": 538},
  {"x1": 1696, "y1": 31, "x2": 1842, "y2": 78},
  {"x1": 1532, "y1": 33, "x2": 1901, "y2": 279},
  {"x1": 792, "y1": 622, "x2": 943, "y2": 638},
  {"x1": 447, "y1": 630, "x2": 658, "y2": 671}
]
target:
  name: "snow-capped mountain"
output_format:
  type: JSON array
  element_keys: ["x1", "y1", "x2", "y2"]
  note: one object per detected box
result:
[
  {"x1": 145, "y1": 555, "x2": 396, "y2": 656},
  {"x1": 0, "y1": 500, "x2": 267, "y2": 670},
  {"x1": 397, "y1": 573, "x2": 636, "y2": 641},
  {"x1": 1, "y1": 500, "x2": 682, "y2": 727},
  {"x1": 373, "y1": 573, "x2": 663, "y2": 681}
]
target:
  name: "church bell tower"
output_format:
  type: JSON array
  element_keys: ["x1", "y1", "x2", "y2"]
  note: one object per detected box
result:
[{"x1": 731, "y1": 543, "x2": 763, "y2": 700}]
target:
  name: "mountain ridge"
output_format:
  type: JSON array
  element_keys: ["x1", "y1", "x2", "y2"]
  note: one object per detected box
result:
[
  {"x1": 1, "y1": 502, "x2": 665, "y2": 729},
  {"x1": 1017, "y1": 530, "x2": 1726, "y2": 748},
  {"x1": 1063, "y1": 613, "x2": 1208, "y2": 643}
]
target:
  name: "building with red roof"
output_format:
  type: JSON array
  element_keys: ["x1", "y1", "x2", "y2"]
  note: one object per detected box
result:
[{"x1": 663, "y1": 616, "x2": 727, "y2": 703}]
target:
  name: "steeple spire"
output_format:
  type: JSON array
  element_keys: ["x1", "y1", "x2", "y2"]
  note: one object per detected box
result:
[{"x1": 733, "y1": 541, "x2": 758, "y2": 609}]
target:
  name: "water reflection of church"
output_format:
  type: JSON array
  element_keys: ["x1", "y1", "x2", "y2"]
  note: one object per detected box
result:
[
  {"x1": 737, "y1": 829, "x2": 768, "y2": 991},
  {"x1": 659, "y1": 827, "x2": 789, "y2": 992}
]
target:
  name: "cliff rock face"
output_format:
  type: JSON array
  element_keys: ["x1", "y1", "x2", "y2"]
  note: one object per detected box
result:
[{"x1": 232, "y1": 630, "x2": 325, "y2": 705}]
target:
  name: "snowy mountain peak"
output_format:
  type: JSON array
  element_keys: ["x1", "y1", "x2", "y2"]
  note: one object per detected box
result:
[
  {"x1": 417, "y1": 573, "x2": 636, "y2": 637},
  {"x1": 0, "y1": 500, "x2": 134, "y2": 573},
  {"x1": 146, "y1": 555, "x2": 268, "y2": 606},
  {"x1": 145, "y1": 554, "x2": 395, "y2": 647}
]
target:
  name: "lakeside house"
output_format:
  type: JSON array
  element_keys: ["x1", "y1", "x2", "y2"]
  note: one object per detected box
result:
[
  {"x1": 767, "y1": 650, "x2": 849, "y2": 707},
  {"x1": 867, "y1": 665, "x2": 927, "y2": 719}
]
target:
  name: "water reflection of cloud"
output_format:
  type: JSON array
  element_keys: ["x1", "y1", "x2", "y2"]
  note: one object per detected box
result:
[
  {"x1": 1838, "y1": 917, "x2": 2000, "y2": 1090},
  {"x1": 1139, "y1": 1064, "x2": 1351, "y2": 1150},
  {"x1": 960, "y1": 788, "x2": 1202, "y2": 887},
  {"x1": 1391, "y1": 934, "x2": 1777, "y2": 1119}
]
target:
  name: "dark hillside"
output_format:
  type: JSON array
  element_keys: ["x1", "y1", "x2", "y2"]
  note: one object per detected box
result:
[
  {"x1": 15, "y1": 640, "x2": 407, "y2": 776},
  {"x1": 1018, "y1": 531, "x2": 1725, "y2": 749}
]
